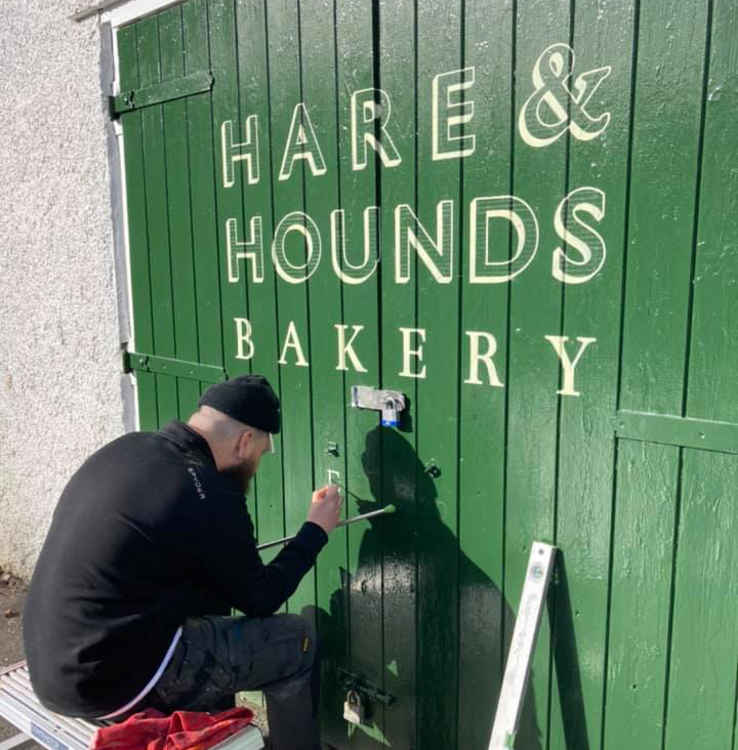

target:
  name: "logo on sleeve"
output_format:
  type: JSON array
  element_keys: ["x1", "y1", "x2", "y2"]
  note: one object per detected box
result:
[{"x1": 187, "y1": 467, "x2": 207, "y2": 500}]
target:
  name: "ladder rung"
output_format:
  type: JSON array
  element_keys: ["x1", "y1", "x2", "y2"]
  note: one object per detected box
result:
[
  {"x1": 0, "y1": 691, "x2": 90, "y2": 750},
  {"x1": 0, "y1": 662, "x2": 263, "y2": 750},
  {"x1": 1, "y1": 674, "x2": 94, "y2": 745}
]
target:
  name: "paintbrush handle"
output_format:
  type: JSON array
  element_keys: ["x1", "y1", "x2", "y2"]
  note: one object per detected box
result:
[{"x1": 256, "y1": 504, "x2": 395, "y2": 550}]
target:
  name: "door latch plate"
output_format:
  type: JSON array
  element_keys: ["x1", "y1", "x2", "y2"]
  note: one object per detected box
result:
[{"x1": 350, "y1": 386, "x2": 406, "y2": 427}]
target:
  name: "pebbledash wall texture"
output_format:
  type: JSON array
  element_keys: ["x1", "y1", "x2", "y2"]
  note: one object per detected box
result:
[{"x1": 0, "y1": 1, "x2": 126, "y2": 579}]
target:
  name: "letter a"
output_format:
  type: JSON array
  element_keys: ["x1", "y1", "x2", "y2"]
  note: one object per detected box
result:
[
  {"x1": 279, "y1": 104, "x2": 327, "y2": 181},
  {"x1": 279, "y1": 321, "x2": 309, "y2": 367}
]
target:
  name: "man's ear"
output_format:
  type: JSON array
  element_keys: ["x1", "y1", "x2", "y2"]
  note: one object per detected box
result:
[{"x1": 236, "y1": 429, "x2": 253, "y2": 459}]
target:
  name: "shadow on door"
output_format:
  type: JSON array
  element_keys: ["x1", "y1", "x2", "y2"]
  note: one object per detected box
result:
[{"x1": 308, "y1": 426, "x2": 542, "y2": 749}]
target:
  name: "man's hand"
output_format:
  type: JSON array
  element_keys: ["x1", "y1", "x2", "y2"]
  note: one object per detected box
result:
[{"x1": 307, "y1": 485, "x2": 342, "y2": 534}]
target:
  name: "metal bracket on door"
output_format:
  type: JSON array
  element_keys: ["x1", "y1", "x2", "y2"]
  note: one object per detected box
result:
[
  {"x1": 350, "y1": 386, "x2": 406, "y2": 427},
  {"x1": 123, "y1": 349, "x2": 226, "y2": 383},
  {"x1": 110, "y1": 71, "x2": 214, "y2": 117},
  {"x1": 338, "y1": 668, "x2": 396, "y2": 708}
]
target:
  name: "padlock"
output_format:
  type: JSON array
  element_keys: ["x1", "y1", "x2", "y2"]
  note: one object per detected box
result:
[{"x1": 343, "y1": 689, "x2": 365, "y2": 725}]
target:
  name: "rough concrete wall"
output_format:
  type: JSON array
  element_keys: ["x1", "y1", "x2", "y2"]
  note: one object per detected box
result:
[{"x1": 0, "y1": 2, "x2": 125, "y2": 579}]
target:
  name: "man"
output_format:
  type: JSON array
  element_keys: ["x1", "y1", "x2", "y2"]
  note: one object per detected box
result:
[{"x1": 23, "y1": 375, "x2": 341, "y2": 750}]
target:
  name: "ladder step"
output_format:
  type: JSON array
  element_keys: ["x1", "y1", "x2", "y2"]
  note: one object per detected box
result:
[
  {"x1": 1, "y1": 674, "x2": 93, "y2": 745},
  {"x1": 0, "y1": 662, "x2": 264, "y2": 750}
]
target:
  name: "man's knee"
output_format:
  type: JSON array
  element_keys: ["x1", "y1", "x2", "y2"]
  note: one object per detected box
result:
[{"x1": 273, "y1": 614, "x2": 318, "y2": 674}]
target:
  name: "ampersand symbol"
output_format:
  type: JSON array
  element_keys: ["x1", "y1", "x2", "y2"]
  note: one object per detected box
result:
[{"x1": 519, "y1": 43, "x2": 612, "y2": 148}]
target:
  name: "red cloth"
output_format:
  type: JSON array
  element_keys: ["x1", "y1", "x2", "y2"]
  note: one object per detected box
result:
[{"x1": 91, "y1": 707, "x2": 255, "y2": 750}]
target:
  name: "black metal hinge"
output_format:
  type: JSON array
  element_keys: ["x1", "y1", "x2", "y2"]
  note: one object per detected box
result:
[
  {"x1": 110, "y1": 71, "x2": 214, "y2": 117},
  {"x1": 123, "y1": 350, "x2": 226, "y2": 384}
]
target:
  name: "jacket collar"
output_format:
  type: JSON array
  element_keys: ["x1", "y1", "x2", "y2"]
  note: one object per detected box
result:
[{"x1": 159, "y1": 421, "x2": 216, "y2": 467}]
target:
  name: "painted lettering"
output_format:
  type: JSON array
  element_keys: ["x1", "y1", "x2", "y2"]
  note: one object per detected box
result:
[
  {"x1": 399, "y1": 327, "x2": 427, "y2": 379},
  {"x1": 222, "y1": 190, "x2": 609, "y2": 288},
  {"x1": 330, "y1": 207, "x2": 379, "y2": 284},
  {"x1": 519, "y1": 43, "x2": 611, "y2": 147},
  {"x1": 544, "y1": 335, "x2": 597, "y2": 396},
  {"x1": 432, "y1": 67, "x2": 476, "y2": 160},
  {"x1": 335, "y1": 324, "x2": 368, "y2": 373},
  {"x1": 226, "y1": 216, "x2": 264, "y2": 283},
  {"x1": 395, "y1": 201, "x2": 454, "y2": 284},
  {"x1": 221, "y1": 116, "x2": 259, "y2": 187},
  {"x1": 469, "y1": 195, "x2": 539, "y2": 283},
  {"x1": 234, "y1": 317, "x2": 254, "y2": 360},
  {"x1": 351, "y1": 88, "x2": 402, "y2": 170},
  {"x1": 552, "y1": 187, "x2": 606, "y2": 284},
  {"x1": 272, "y1": 211, "x2": 322, "y2": 284},
  {"x1": 278, "y1": 321, "x2": 309, "y2": 367},
  {"x1": 279, "y1": 103, "x2": 327, "y2": 181},
  {"x1": 464, "y1": 331, "x2": 504, "y2": 387},
  {"x1": 234, "y1": 320, "x2": 597, "y2": 397}
]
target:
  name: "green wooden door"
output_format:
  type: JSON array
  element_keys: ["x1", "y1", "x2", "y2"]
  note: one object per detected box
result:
[{"x1": 115, "y1": 1, "x2": 738, "y2": 748}]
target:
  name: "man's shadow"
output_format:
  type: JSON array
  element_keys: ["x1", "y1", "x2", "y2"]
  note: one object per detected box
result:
[{"x1": 308, "y1": 426, "x2": 542, "y2": 749}]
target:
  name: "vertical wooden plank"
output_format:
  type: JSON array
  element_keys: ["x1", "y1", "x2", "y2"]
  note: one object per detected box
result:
[
  {"x1": 377, "y1": 0, "x2": 418, "y2": 746},
  {"x1": 615, "y1": 5, "x2": 708, "y2": 748},
  {"x1": 182, "y1": 0, "x2": 223, "y2": 374},
  {"x1": 504, "y1": 2, "x2": 571, "y2": 746},
  {"x1": 551, "y1": 2, "x2": 635, "y2": 749},
  {"x1": 603, "y1": 440, "x2": 678, "y2": 750},
  {"x1": 158, "y1": 5, "x2": 201, "y2": 419},
  {"x1": 415, "y1": 1, "x2": 462, "y2": 746},
  {"x1": 118, "y1": 24, "x2": 158, "y2": 430},
  {"x1": 619, "y1": 0, "x2": 708, "y2": 416},
  {"x1": 333, "y1": 1, "x2": 383, "y2": 746},
  {"x1": 137, "y1": 14, "x2": 179, "y2": 426},
  {"x1": 732, "y1": 667, "x2": 738, "y2": 750},
  {"x1": 182, "y1": 0, "x2": 224, "y2": 428},
  {"x1": 457, "y1": 1, "x2": 514, "y2": 747},
  {"x1": 668, "y1": 8, "x2": 738, "y2": 745},
  {"x1": 265, "y1": 0, "x2": 315, "y2": 618},
  {"x1": 686, "y1": 0, "x2": 738, "y2": 423},
  {"x1": 295, "y1": 0, "x2": 349, "y2": 742},
  {"x1": 232, "y1": 0, "x2": 286, "y2": 565},
  {"x1": 209, "y1": 0, "x2": 279, "y2": 568},
  {"x1": 665, "y1": 449, "x2": 738, "y2": 748},
  {"x1": 209, "y1": 0, "x2": 250, "y2": 381}
]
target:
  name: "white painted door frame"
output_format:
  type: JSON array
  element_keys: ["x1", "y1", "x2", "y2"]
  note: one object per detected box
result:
[{"x1": 102, "y1": 0, "x2": 188, "y2": 430}]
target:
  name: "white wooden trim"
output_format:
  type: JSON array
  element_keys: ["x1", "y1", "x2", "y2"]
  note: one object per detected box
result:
[
  {"x1": 105, "y1": 20, "x2": 141, "y2": 430},
  {"x1": 102, "y1": 0, "x2": 183, "y2": 28}
]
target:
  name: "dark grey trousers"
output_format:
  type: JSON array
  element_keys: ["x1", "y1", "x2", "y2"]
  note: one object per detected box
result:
[{"x1": 141, "y1": 614, "x2": 321, "y2": 750}]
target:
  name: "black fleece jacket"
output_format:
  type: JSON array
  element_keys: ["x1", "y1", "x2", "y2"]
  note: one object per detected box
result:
[{"x1": 23, "y1": 421, "x2": 327, "y2": 719}]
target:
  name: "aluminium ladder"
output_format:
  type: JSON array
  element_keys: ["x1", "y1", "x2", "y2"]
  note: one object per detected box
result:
[{"x1": 0, "y1": 661, "x2": 263, "y2": 750}]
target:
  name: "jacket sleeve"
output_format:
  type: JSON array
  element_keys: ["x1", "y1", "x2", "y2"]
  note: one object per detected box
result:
[{"x1": 187, "y1": 491, "x2": 328, "y2": 617}]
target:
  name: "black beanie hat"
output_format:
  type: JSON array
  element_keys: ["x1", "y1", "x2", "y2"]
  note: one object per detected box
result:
[{"x1": 198, "y1": 375, "x2": 281, "y2": 433}]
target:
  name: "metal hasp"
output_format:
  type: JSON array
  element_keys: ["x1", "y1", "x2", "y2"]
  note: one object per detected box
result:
[
  {"x1": 350, "y1": 386, "x2": 406, "y2": 427},
  {"x1": 338, "y1": 668, "x2": 396, "y2": 708},
  {"x1": 488, "y1": 542, "x2": 556, "y2": 750}
]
